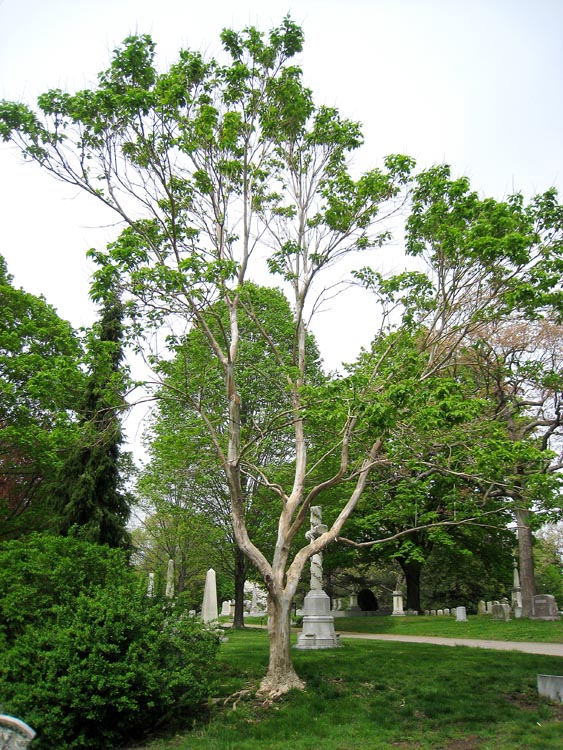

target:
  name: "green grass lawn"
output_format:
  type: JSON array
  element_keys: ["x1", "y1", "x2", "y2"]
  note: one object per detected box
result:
[
  {"x1": 143, "y1": 628, "x2": 563, "y2": 750},
  {"x1": 332, "y1": 614, "x2": 563, "y2": 642}
]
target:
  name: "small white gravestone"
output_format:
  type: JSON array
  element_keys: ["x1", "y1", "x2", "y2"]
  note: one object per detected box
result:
[
  {"x1": 537, "y1": 674, "x2": 563, "y2": 703},
  {"x1": 147, "y1": 571, "x2": 155, "y2": 597},
  {"x1": 477, "y1": 600, "x2": 487, "y2": 615},
  {"x1": 202, "y1": 568, "x2": 218, "y2": 624},
  {"x1": 221, "y1": 600, "x2": 231, "y2": 617},
  {"x1": 456, "y1": 606, "x2": 467, "y2": 622},
  {"x1": 165, "y1": 559, "x2": 175, "y2": 598}
]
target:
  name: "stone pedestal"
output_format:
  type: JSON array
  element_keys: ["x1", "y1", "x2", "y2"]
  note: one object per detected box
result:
[
  {"x1": 295, "y1": 589, "x2": 340, "y2": 650},
  {"x1": 391, "y1": 590, "x2": 405, "y2": 616},
  {"x1": 347, "y1": 591, "x2": 361, "y2": 613},
  {"x1": 295, "y1": 505, "x2": 340, "y2": 650}
]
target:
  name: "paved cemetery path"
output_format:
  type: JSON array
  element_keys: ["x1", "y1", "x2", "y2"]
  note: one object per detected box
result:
[{"x1": 337, "y1": 632, "x2": 563, "y2": 656}]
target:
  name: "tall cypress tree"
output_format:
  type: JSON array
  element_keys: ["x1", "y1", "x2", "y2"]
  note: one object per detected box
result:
[{"x1": 56, "y1": 285, "x2": 131, "y2": 547}]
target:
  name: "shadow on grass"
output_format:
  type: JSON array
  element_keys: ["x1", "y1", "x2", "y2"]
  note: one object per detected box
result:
[{"x1": 145, "y1": 629, "x2": 563, "y2": 750}]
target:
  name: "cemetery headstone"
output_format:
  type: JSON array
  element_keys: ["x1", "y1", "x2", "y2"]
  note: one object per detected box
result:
[
  {"x1": 492, "y1": 602, "x2": 511, "y2": 621},
  {"x1": 202, "y1": 568, "x2": 218, "y2": 624},
  {"x1": 456, "y1": 606, "x2": 467, "y2": 622},
  {"x1": 477, "y1": 600, "x2": 486, "y2": 615},
  {"x1": 531, "y1": 594, "x2": 561, "y2": 621},
  {"x1": 250, "y1": 582, "x2": 262, "y2": 615},
  {"x1": 537, "y1": 674, "x2": 563, "y2": 703},
  {"x1": 295, "y1": 506, "x2": 339, "y2": 650},
  {"x1": 348, "y1": 588, "x2": 361, "y2": 612},
  {"x1": 511, "y1": 560, "x2": 523, "y2": 610},
  {"x1": 221, "y1": 600, "x2": 231, "y2": 617},
  {"x1": 391, "y1": 590, "x2": 405, "y2": 616}
]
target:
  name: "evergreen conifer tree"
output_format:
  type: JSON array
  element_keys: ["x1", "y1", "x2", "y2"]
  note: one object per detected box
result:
[{"x1": 56, "y1": 285, "x2": 131, "y2": 547}]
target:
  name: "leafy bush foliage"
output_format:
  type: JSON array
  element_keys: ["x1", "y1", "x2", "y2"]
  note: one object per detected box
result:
[{"x1": 0, "y1": 534, "x2": 220, "y2": 749}]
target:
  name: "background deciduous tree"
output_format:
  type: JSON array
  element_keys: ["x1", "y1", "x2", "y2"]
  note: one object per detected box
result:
[{"x1": 0, "y1": 255, "x2": 84, "y2": 538}]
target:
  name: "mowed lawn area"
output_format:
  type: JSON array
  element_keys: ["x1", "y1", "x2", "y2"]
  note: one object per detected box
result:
[
  {"x1": 144, "y1": 620, "x2": 563, "y2": 750},
  {"x1": 332, "y1": 614, "x2": 563, "y2": 642}
]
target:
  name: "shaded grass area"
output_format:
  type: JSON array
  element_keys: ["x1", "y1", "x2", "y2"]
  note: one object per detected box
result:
[
  {"x1": 143, "y1": 629, "x2": 563, "y2": 750},
  {"x1": 331, "y1": 615, "x2": 563, "y2": 643}
]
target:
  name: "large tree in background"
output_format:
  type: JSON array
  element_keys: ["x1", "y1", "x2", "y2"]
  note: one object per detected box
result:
[
  {"x1": 2, "y1": 21, "x2": 563, "y2": 692},
  {"x1": 0, "y1": 255, "x2": 84, "y2": 537},
  {"x1": 335, "y1": 330, "x2": 517, "y2": 612},
  {"x1": 55, "y1": 283, "x2": 132, "y2": 548},
  {"x1": 467, "y1": 319, "x2": 563, "y2": 616}
]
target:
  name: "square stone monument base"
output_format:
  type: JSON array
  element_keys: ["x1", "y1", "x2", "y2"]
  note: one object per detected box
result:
[{"x1": 295, "y1": 590, "x2": 340, "y2": 650}]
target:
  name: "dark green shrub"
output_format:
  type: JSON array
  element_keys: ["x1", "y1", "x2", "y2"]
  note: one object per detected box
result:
[{"x1": 0, "y1": 534, "x2": 220, "y2": 749}]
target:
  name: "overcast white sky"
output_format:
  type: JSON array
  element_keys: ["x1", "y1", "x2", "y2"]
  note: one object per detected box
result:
[{"x1": 1, "y1": 0, "x2": 562, "y2": 374}]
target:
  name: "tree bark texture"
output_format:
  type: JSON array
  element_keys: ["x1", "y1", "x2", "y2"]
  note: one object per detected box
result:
[
  {"x1": 258, "y1": 593, "x2": 304, "y2": 696},
  {"x1": 398, "y1": 557, "x2": 423, "y2": 613},
  {"x1": 515, "y1": 506, "x2": 536, "y2": 618},
  {"x1": 233, "y1": 546, "x2": 247, "y2": 629}
]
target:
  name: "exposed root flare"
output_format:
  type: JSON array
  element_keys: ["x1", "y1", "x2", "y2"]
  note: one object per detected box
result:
[
  {"x1": 257, "y1": 674, "x2": 306, "y2": 700},
  {"x1": 222, "y1": 688, "x2": 254, "y2": 710}
]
